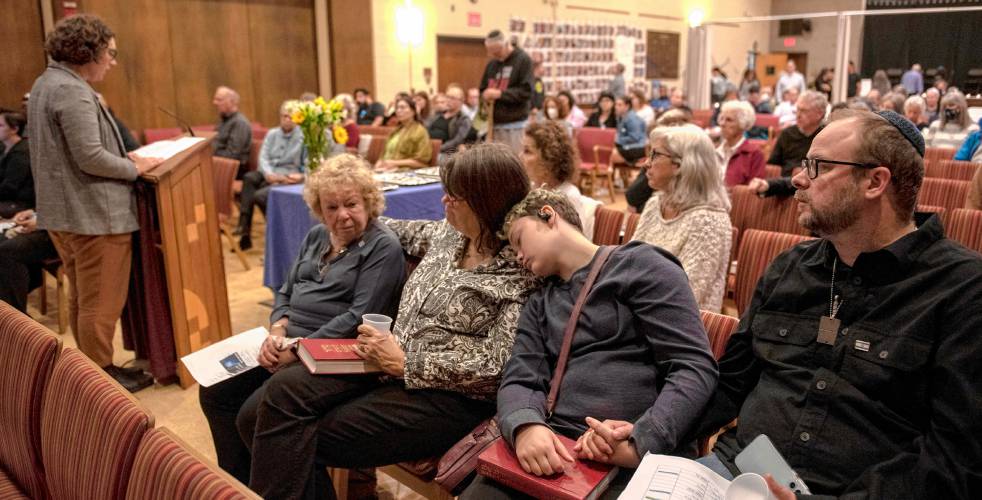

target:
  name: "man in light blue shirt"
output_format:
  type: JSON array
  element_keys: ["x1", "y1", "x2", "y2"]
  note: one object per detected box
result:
[
  {"x1": 901, "y1": 63, "x2": 924, "y2": 95},
  {"x1": 236, "y1": 101, "x2": 304, "y2": 250}
]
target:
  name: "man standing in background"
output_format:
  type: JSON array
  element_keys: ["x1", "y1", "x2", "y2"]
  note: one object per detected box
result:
[{"x1": 479, "y1": 29, "x2": 534, "y2": 154}]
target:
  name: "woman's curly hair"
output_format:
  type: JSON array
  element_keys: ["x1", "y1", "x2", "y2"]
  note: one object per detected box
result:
[
  {"x1": 44, "y1": 14, "x2": 115, "y2": 65},
  {"x1": 524, "y1": 121, "x2": 579, "y2": 184}
]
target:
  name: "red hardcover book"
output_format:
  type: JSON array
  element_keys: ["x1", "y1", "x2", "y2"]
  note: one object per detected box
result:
[
  {"x1": 296, "y1": 339, "x2": 382, "y2": 374},
  {"x1": 477, "y1": 434, "x2": 618, "y2": 500}
]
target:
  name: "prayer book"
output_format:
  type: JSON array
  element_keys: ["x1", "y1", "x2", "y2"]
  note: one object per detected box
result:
[{"x1": 296, "y1": 338, "x2": 382, "y2": 374}]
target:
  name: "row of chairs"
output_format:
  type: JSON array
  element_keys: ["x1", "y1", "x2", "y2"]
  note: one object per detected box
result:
[{"x1": 0, "y1": 301, "x2": 258, "y2": 499}]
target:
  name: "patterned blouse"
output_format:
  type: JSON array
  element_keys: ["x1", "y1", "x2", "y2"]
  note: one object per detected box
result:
[
  {"x1": 383, "y1": 218, "x2": 540, "y2": 400},
  {"x1": 631, "y1": 192, "x2": 732, "y2": 313}
]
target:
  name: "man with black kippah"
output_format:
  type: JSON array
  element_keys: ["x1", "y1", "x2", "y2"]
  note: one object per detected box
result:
[{"x1": 688, "y1": 109, "x2": 982, "y2": 498}]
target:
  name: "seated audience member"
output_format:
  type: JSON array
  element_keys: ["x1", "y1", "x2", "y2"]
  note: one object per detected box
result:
[
  {"x1": 460, "y1": 189, "x2": 718, "y2": 499},
  {"x1": 212, "y1": 86, "x2": 253, "y2": 177},
  {"x1": 558, "y1": 90, "x2": 587, "y2": 129},
  {"x1": 955, "y1": 116, "x2": 982, "y2": 163},
  {"x1": 426, "y1": 93, "x2": 450, "y2": 142},
  {"x1": 692, "y1": 110, "x2": 982, "y2": 499},
  {"x1": 749, "y1": 90, "x2": 828, "y2": 198},
  {"x1": 239, "y1": 144, "x2": 539, "y2": 499},
  {"x1": 201, "y1": 154, "x2": 406, "y2": 485},
  {"x1": 354, "y1": 88, "x2": 385, "y2": 126},
  {"x1": 333, "y1": 93, "x2": 361, "y2": 151},
  {"x1": 413, "y1": 91, "x2": 432, "y2": 125},
  {"x1": 631, "y1": 127, "x2": 732, "y2": 312},
  {"x1": 624, "y1": 111, "x2": 697, "y2": 212},
  {"x1": 717, "y1": 100, "x2": 765, "y2": 187},
  {"x1": 522, "y1": 121, "x2": 600, "y2": 239},
  {"x1": 813, "y1": 67, "x2": 834, "y2": 101},
  {"x1": 438, "y1": 85, "x2": 473, "y2": 157},
  {"x1": 235, "y1": 101, "x2": 305, "y2": 250},
  {"x1": 586, "y1": 92, "x2": 617, "y2": 129},
  {"x1": 95, "y1": 93, "x2": 139, "y2": 152},
  {"x1": 0, "y1": 112, "x2": 32, "y2": 218},
  {"x1": 709, "y1": 86, "x2": 738, "y2": 127},
  {"x1": 383, "y1": 91, "x2": 412, "y2": 127},
  {"x1": 375, "y1": 95, "x2": 432, "y2": 171},
  {"x1": 463, "y1": 87, "x2": 480, "y2": 120},
  {"x1": 903, "y1": 95, "x2": 932, "y2": 131},
  {"x1": 0, "y1": 210, "x2": 58, "y2": 313},
  {"x1": 611, "y1": 95, "x2": 648, "y2": 166},
  {"x1": 773, "y1": 87, "x2": 800, "y2": 129},
  {"x1": 923, "y1": 87, "x2": 941, "y2": 123},
  {"x1": 668, "y1": 87, "x2": 688, "y2": 111},
  {"x1": 923, "y1": 89, "x2": 978, "y2": 149},
  {"x1": 650, "y1": 85, "x2": 671, "y2": 112},
  {"x1": 747, "y1": 84, "x2": 772, "y2": 114},
  {"x1": 539, "y1": 95, "x2": 573, "y2": 136},
  {"x1": 879, "y1": 91, "x2": 905, "y2": 113},
  {"x1": 631, "y1": 88, "x2": 656, "y2": 128}
]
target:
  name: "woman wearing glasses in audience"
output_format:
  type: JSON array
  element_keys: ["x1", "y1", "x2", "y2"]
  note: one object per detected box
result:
[
  {"x1": 521, "y1": 121, "x2": 600, "y2": 239},
  {"x1": 240, "y1": 144, "x2": 540, "y2": 500},
  {"x1": 199, "y1": 154, "x2": 406, "y2": 486},
  {"x1": 630, "y1": 127, "x2": 731, "y2": 312},
  {"x1": 375, "y1": 94, "x2": 433, "y2": 171}
]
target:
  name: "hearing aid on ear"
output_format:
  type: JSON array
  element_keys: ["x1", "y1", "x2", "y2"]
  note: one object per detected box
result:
[{"x1": 536, "y1": 209, "x2": 551, "y2": 222}]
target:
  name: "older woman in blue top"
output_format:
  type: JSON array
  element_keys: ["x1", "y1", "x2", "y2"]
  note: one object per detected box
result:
[
  {"x1": 199, "y1": 153, "x2": 406, "y2": 485},
  {"x1": 611, "y1": 95, "x2": 648, "y2": 166}
]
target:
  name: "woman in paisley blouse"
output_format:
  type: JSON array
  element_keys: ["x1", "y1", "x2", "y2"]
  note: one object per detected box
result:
[{"x1": 240, "y1": 143, "x2": 538, "y2": 500}]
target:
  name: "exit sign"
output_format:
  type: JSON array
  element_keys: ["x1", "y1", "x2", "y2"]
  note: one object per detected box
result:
[
  {"x1": 468, "y1": 12, "x2": 481, "y2": 27},
  {"x1": 783, "y1": 37, "x2": 797, "y2": 48}
]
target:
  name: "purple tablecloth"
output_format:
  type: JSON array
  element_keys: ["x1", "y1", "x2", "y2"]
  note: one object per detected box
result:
[{"x1": 262, "y1": 182, "x2": 445, "y2": 290}]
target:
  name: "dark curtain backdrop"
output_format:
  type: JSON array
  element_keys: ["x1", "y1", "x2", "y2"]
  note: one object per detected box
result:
[{"x1": 861, "y1": 6, "x2": 982, "y2": 87}]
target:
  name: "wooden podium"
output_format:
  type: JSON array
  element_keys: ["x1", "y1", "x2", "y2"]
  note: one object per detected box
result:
[{"x1": 131, "y1": 135, "x2": 232, "y2": 388}]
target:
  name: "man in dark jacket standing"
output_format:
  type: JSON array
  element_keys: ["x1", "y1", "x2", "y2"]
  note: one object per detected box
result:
[{"x1": 479, "y1": 30, "x2": 533, "y2": 155}]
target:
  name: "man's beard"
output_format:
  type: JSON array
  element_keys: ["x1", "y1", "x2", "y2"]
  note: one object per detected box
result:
[{"x1": 797, "y1": 182, "x2": 863, "y2": 236}]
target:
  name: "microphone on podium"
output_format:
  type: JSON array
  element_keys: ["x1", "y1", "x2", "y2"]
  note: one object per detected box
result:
[{"x1": 157, "y1": 107, "x2": 196, "y2": 137}]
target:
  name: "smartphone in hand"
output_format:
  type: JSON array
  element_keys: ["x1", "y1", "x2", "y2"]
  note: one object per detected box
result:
[{"x1": 735, "y1": 434, "x2": 811, "y2": 495}]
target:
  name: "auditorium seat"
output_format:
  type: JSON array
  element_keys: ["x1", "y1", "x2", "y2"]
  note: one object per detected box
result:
[
  {"x1": 622, "y1": 212, "x2": 641, "y2": 242},
  {"x1": 41, "y1": 348, "x2": 154, "y2": 500},
  {"x1": 143, "y1": 127, "x2": 183, "y2": 144},
  {"x1": 728, "y1": 185, "x2": 807, "y2": 248},
  {"x1": 753, "y1": 113, "x2": 779, "y2": 132},
  {"x1": 575, "y1": 127, "x2": 617, "y2": 203},
  {"x1": 947, "y1": 208, "x2": 982, "y2": 254},
  {"x1": 212, "y1": 156, "x2": 251, "y2": 270},
  {"x1": 0, "y1": 302, "x2": 61, "y2": 499},
  {"x1": 697, "y1": 310, "x2": 739, "y2": 457},
  {"x1": 247, "y1": 140, "x2": 262, "y2": 173},
  {"x1": 924, "y1": 146, "x2": 956, "y2": 165},
  {"x1": 733, "y1": 229, "x2": 814, "y2": 315},
  {"x1": 592, "y1": 206, "x2": 625, "y2": 245},
  {"x1": 919, "y1": 178, "x2": 970, "y2": 211},
  {"x1": 125, "y1": 427, "x2": 259, "y2": 500},
  {"x1": 764, "y1": 165, "x2": 782, "y2": 178},
  {"x1": 926, "y1": 159, "x2": 979, "y2": 181},
  {"x1": 429, "y1": 139, "x2": 442, "y2": 166}
]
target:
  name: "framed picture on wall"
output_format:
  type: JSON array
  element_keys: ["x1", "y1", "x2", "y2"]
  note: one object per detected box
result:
[{"x1": 646, "y1": 30, "x2": 680, "y2": 79}]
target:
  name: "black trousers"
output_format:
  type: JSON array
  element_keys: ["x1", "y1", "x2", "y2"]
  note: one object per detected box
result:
[
  {"x1": 238, "y1": 362, "x2": 494, "y2": 500},
  {"x1": 0, "y1": 231, "x2": 58, "y2": 312},
  {"x1": 238, "y1": 170, "x2": 271, "y2": 235},
  {"x1": 198, "y1": 366, "x2": 272, "y2": 485}
]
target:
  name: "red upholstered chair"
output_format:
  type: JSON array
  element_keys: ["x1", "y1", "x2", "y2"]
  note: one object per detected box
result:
[
  {"x1": 733, "y1": 229, "x2": 814, "y2": 315},
  {"x1": 919, "y1": 178, "x2": 970, "y2": 211},
  {"x1": 753, "y1": 113, "x2": 779, "y2": 131},
  {"x1": 575, "y1": 127, "x2": 617, "y2": 203},
  {"x1": 212, "y1": 157, "x2": 251, "y2": 270},
  {"x1": 924, "y1": 146, "x2": 956, "y2": 165},
  {"x1": 191, "y1": 124, "x2": 217, "y2": 134},
  {"x1": 622, "y1": 212, "x2": 641, "y2": 242},
  {"x1": 0, "y1": 302, "x2": 61, "y2": 499},
  {"x1": 728, "y1": 186, "x2": 808, "y2": 249},
  {"x1": 947, "y1": 208, "x2": 982, "y2": 254},
  {"x1": 356, "y1": 125, "x2": 396, "y2": 138},
  {"x1": 143, "y1": 127, "x2": 183, "y2": 144},
  {"x1": 692, "y1": 109, "x2": 713, "y2": 128},
  {"x1": 247, "y1": 141, "x2": 263, "y2": 173},
  {"x1": 927, "y1": 159, "x2": 979, "y2": 181},
  {"x1": 747, "y1": 139, "x2": 769, "y2": 154},
  {"x1": 125, "y1": 427, "x2": 259, "y2": 500},
  {"x1": 41, "y1": 348, "x2": 154, "y2": 500},
  {"x1": 696, "y1": 310, "x2": 740, "y2": 456},
  {"x1": 429, "y1": 139, "x2": 442, "y2": 166},
  {"x1": 592, "y1": 207, "x2": 625, "y2": 245},
  {"x1": 763, "y1": 165, "x2": 782, "y2": 178},
  {"x1": 365, "y1": 134, "x2": 389, "y2": 165},
  {"x1": 251, "y1": 125, "x2": 268, "y2": 141}
]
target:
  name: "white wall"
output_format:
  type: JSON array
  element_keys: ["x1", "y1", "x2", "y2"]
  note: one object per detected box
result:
[{"x1": 768, "y1": 0, "x2": 865, "y2": 83}]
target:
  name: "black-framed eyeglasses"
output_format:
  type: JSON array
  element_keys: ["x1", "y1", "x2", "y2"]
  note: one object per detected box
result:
[
  {"x1": 107, "y1": 48, "x2": 118, "y2": 61},
  {"x1": 646, "y1": 150, "x2": 673, "y2": 166},
  {"x1": 800, "y1": 158, "x2": 878, "y2": 179}
]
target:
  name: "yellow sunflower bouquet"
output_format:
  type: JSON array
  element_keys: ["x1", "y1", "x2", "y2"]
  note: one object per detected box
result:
[{"x1": 286, "y1": 97, "x2": 347, "y2": 172}]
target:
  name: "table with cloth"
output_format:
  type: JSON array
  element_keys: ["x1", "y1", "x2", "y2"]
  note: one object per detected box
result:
[{"x1": 262, "y1": 183, "x2": 445, "y2": 290}]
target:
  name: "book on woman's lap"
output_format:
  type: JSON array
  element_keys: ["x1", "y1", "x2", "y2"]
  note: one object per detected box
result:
[
  {"x1": 477, "y1": 434, "x2": 618, "y2": 500},
  {"x1": 296, "y1": 338, "x2": 382, "y2": 374}
]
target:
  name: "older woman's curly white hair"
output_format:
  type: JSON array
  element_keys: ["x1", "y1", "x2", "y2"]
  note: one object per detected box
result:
[
  {"x1": 720, "y1": 100, "x2": 756, "y2": 131},
  {"x1": 302, "y1": 154, "x2": 385, "y2": 222}
]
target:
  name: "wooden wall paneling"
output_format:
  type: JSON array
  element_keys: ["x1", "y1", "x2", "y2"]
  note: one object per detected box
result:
[
  {"x1": 328, "y1": 0, "x2": 376, "y2": 96},
  {"x1": 83, "y1": 0, "x2": 178, "y2": 134},
  {"x1": 436, "y1": 36, "x2": 487, "y2": 94},
  {"x1": 2, "y1": 0, "x2": 47, "y2": 111},
  {"x1": 167, "y1": 0, "x2": 257, "y2": 128},
  {"x1": 247, "y1": 0, "x2": 318, "y2": 125}
]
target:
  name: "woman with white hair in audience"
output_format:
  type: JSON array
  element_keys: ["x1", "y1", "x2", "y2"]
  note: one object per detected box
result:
[
  {"x1": 903, "y1": 95, "x2": 931, "y2": 131},
  {"x1": 923, "y1": 89, "x2": 979, "y2": 149},
  {"x1": 630, "y1": 127, "x2": 731, "y2": 312},
  {"x1": 716, "y1": 100, "x2": 765, "y2": 187}
]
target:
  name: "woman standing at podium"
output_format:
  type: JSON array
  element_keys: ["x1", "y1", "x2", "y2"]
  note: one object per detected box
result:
[{"x1": 27, "y1": 14, "x2": 161, "y2": 392}]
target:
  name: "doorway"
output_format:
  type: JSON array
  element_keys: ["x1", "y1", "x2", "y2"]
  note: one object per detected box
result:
[{"x1": 437, "y1": 36, "x2": 487, "y2": 93}]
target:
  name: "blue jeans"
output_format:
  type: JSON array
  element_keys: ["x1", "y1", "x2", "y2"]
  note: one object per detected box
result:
[{"x1": 697, "y1": 452, "x2": 735, "y2": 480}]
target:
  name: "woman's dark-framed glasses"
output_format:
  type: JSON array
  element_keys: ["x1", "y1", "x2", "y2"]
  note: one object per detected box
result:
[{"x1": 801, "y1": 158, "x2": 878, "y2": 179}]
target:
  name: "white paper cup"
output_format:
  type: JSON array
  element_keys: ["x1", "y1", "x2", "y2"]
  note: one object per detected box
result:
[
  {"x1": 725, "y1": 473, "x2": 774, "y2": 500},
  {"x1": 362, "y1": 314, "x2": 393, "y2": 333}
]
